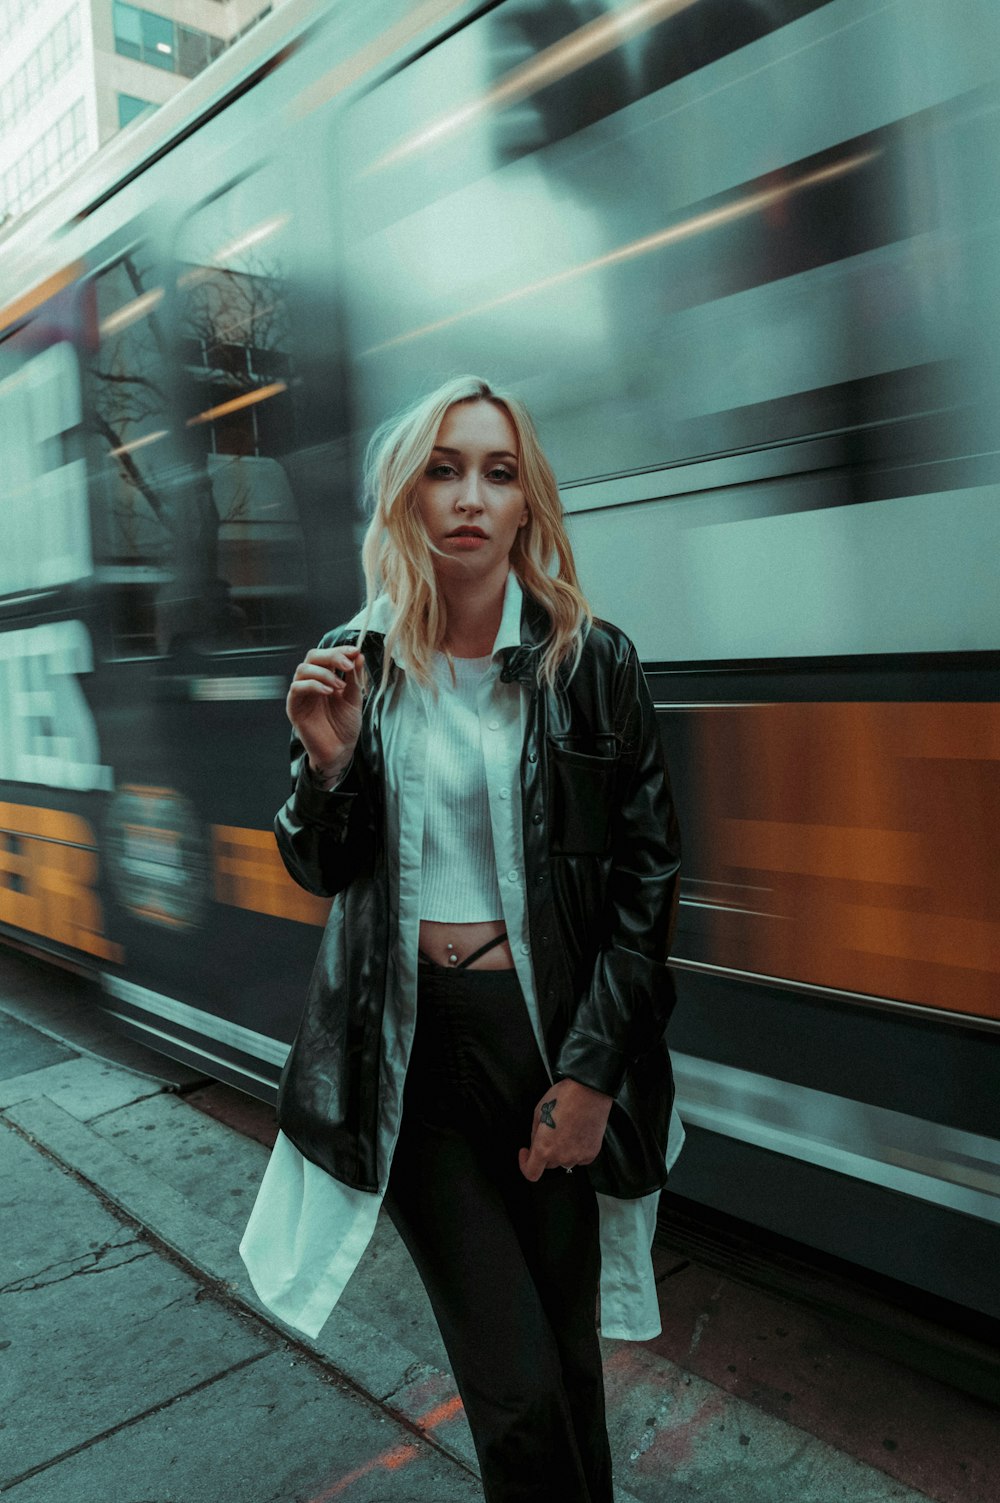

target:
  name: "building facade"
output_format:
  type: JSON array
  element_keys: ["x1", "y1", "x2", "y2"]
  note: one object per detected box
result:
[{"x1": 0, "y1": 0, "x2": 278, "y2": 226}]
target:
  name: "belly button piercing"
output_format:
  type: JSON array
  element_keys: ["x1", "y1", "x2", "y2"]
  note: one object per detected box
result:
[{"x1": 446, "y1": 942, "x2": 459, "y2": 967}]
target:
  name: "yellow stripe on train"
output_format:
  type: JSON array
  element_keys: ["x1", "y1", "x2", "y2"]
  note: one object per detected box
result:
[{"x1": 0, "y1": 802, "x2": 122, "y2": 961}]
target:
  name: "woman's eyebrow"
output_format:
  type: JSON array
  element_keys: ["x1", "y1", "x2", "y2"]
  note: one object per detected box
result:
[{"x1": 432, "y1": 445, "x2": 518, "y2": 461}]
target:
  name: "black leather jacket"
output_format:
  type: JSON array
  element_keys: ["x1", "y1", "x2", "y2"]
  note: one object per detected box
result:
[{"x1": 274, "y1": 589, "x2": 681, "y2": 1198}]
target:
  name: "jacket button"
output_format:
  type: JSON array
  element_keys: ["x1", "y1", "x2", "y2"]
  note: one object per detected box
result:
[
  {"x1": 528, "y1": 752, "x2": 537, "y2": 763},
  {"x1": 532, "y1": 813, "x2": 542, "y2": 824}
]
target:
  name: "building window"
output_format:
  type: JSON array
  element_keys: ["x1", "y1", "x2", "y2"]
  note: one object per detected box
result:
[
  {"x1": 176, "y1": 25, "x2": 209, "y2": 79},
  {"x1": 232, "y1": 6, "x2": 272, "y2": 44},
  {"x1": 0, "y1": 0, "x2": 46, "y2": 51},
  {"x1": 1, "y1": 96, "x2": 88, "y2": 220},
  {"x1": 112, "y1": 2, "x2": 223, "y2": 80},
  {"x1": 118, "y1": 93, "x2": 155, "y2": 128},
  {"x1": 0, "y1": 6, "x2": 82, "y2": 137},
  {"x1": 112, "y1": 2, "x2": 141, "y2": 60}
]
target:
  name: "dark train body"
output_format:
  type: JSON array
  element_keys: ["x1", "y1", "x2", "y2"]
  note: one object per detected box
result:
[{"x1": 1, "y1": 0, "x2": 998, "y2": 1318}]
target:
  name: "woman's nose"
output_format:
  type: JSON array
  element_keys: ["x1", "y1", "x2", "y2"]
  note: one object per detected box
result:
[{"x1": 455, "y1": 474, "x2": 485, "y2": 511}]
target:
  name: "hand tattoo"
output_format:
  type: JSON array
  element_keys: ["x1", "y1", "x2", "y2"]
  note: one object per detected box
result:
[{"x1": 539, "y1": 1098, "x2": 558, "y2": 1130}]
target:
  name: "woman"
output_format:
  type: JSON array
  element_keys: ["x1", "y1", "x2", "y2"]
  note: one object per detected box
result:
[{"x1": 240, "y1": 376, "x2": 683, "y2": 1503}]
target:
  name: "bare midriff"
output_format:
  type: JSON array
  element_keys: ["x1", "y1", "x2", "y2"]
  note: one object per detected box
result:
[{"x1": 418, "y1": 918, "x2": 514, "y2": 970}]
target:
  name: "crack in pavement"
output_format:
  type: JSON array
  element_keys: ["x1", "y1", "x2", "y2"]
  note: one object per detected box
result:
[
  {"x1": 0, "y1": 1237, "x2": 151, "y2": 1294},
  {"x1": 378, "y1": 1359, "x2": 439, "y2": 1405}
]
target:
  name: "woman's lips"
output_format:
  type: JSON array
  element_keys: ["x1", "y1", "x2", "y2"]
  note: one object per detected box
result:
[{"x1": 446, "y1": 528, "x2": 488, "y2": 549}]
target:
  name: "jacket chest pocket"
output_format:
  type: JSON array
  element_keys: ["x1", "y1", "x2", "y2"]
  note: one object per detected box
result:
[{"x1": 546, "y1": 737, "x2": 619, "y2": 855}]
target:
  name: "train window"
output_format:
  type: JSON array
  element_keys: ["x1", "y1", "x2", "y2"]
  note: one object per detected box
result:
[
  {"x1": 174, "y1": 164, "x2": 306, "y2": 653},
  {"x1": 84, "y1": 247, "x2": 179, "y2": 657},
  {"x1": 0, "y1": 327, "x2": 91, "y2": 599}
]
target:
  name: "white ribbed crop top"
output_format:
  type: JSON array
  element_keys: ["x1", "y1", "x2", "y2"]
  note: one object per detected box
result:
[{"x1": 419, "y1": 652, "x2": 504, "y2": 922}]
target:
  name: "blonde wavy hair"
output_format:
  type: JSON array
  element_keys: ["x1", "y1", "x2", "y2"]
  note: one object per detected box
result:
[{"x1": 359, "y1": 376, "x2": 592, "y2": 698}]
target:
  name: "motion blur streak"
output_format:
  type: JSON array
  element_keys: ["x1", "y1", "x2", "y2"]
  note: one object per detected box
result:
[
  {"x1": 178, "y1": 215, "x2": 291, "y2": 287},
  {"x1": 185, "y1": 380, "x2": 289, "y2": 427},
  {"x1": 367, "y1": 0, "x2": 702, "y2": 172},
  {"x1": 291, "y1": 0, "x2": 468, "y2": 122},
  {"x1": 97, "y1": 287, "x2": 163, "y2": 337},
  {"x1": 107, "y1": 429, "x2": 168, "y2": 458},
  {"x1": 693, "y1": 702, "x2": 1000, "y2": 1020},
  {"x1": 0, "y1": 259, "x2": 83, "y2": 331},
  {"x1": 361, "y1": 149, "x2": 878, "y2": 356},
  {"x1": 211, "y1": 214, "x2": 291, "y2": 267}
]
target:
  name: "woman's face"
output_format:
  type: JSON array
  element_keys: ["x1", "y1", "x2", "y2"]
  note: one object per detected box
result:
[{"x1": 414, "y1": 401, "x2": 528, "y2": 578}]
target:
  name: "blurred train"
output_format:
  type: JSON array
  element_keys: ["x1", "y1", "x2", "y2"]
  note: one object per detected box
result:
[{"x1": 2, "y1": 0, "x2": 999, "y2": 1321}]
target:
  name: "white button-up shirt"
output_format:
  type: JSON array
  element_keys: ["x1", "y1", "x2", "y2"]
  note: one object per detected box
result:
[{"x1": 240, "y1": 571, "x2": 685, "y2": 1341}]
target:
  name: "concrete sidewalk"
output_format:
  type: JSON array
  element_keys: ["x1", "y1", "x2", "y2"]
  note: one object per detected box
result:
[{"x1": 1, "y1": 950, "x2": 995, "y2": 1503}]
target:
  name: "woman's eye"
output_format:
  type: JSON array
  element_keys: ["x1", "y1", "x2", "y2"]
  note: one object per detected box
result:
[{"x1": 425, "y1": 463, "x2": 515, "y2": 482}]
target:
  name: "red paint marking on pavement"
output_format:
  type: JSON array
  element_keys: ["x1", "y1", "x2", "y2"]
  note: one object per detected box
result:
[
  {"x1": 307, "y1": 1391, "x2": 465, "y2": 1498},
  {"x1": 652, "y1": 1388, "x2": 721, "y2": 1472},
  {"x1": 391, "y1": 1370, "x2": 456, "y2": 1413},
  {"x1": 307, "y1": 1443, "x2": 420, "y2": 1500},
  {"x1": 417, "y1": 1393, "x2": 465, "y2": 1430},
  {"x1": 640, "y1": 1392, "x2": 729, "y2": 1473}
]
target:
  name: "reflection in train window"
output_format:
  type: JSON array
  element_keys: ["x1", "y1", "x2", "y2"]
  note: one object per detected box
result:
[
  {"x1": 175, "y1": 166, "x2": 305, "y2": 653},
  {"x1": 85, "y1": 247, "x2": 177, "y2": 657}
]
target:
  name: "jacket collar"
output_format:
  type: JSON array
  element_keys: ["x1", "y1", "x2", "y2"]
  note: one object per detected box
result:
[{"x1": 501, "y1": 587, "x2": 549, "y2": 684}]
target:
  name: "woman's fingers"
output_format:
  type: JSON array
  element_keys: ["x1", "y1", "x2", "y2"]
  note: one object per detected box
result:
[
  {"x1": 289, "y1": 676, "x2": 332, "y2": 696},
  {"x1": 518, "y1": 1080, "x2": 611, "y2": 1180},
  {"x1": 295, "y1": 648, "x2": 361, "y2": 685},
  {"x1": 285, "y1": 644, "x2": 365, "y2": 762},
  {"x1": 518, "y1": 1145, "x2": 544, "y2": 1182},
  {"x1": 290, "y1": 648, "x2": 364, "y2": 698},
  {"x1": 302, "y1": 646, "x2": 363, "y2": 672}
]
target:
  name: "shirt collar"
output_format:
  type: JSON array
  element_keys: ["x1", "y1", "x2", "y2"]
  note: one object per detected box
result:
[
  {"x1": 491, "y1": 569, "x2": 524, "y2": 657},
  {"x1": 355, "y1": 571, "x2": 526, "y2": 671}
]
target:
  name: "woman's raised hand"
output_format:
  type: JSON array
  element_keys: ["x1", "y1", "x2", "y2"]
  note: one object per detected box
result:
[{"x1": 286, "y1": 645, "x2": 365, "y2": 781}]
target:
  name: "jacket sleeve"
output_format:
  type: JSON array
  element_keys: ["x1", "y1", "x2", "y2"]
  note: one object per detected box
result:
[
  {"x1": 554, "y1": 644, "x2": 681, "y2": 1097},
  {"x1": 272, "y1": 634, "x2": 376, "y2": 898}
]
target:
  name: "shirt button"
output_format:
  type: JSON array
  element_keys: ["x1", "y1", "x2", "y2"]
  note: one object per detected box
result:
[
  {"x1": 508, "y1": 869, "x2": 519, "y2": 883},
  {"x1": 520, "y1": 942, "x2": 530, "y2": 956},
  {"x1": 488, "y1": 719, "x2": 500, "y2": 730},
  {"x1": 499, "y1": 788, "x2": 510, "y2": 800}
]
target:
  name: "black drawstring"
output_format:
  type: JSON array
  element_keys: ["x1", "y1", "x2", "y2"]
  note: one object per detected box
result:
[{"x1": 418, "y1": 932, "x2": 510, "y2": 969}]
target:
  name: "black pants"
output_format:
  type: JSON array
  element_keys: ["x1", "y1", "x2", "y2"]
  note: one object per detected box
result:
[{"x1": 384, "y1": 962, "x2": 614, "y2": 1503}]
